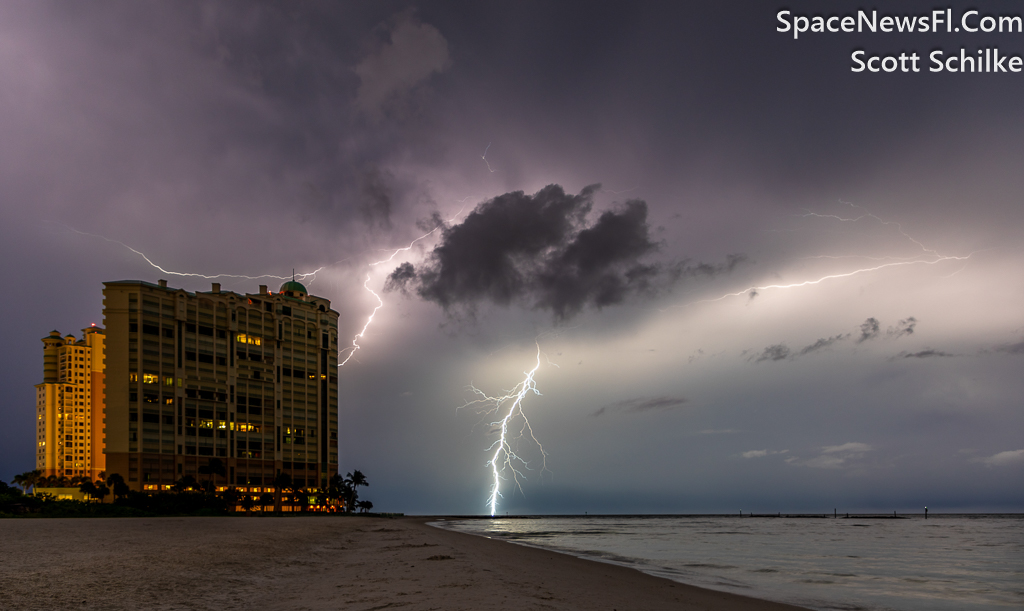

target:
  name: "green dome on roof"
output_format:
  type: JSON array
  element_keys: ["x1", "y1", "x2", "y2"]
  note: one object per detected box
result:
[{"x1": 280, "y1": 280, "x2": 307, "y2": 295}]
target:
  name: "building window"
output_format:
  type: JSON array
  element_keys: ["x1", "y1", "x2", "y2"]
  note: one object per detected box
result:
[{"x1": 236, "y1": 333, "x2": 261, "y2": 346}]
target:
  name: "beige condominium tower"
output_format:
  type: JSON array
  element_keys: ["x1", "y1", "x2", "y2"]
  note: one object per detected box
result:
[
  {"x1": 36, "y1": 326, "x2": 107, "y2": 480},
  {"x1": 102, "y1": 279, "x2": 340, "y2": 492}
]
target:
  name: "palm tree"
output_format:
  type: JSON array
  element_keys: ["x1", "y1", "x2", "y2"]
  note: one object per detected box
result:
[
  {"x1": 240, "y1": 495, "x2": 255, "y2": 516},
  {"x1": 172, "y1": 474, "x2": 199, "y2": 493},
  {"x1": 79, "y1": 480, "x2": 98, "y2": 499},
  {"x1": 272, "y1": 472, "x2": 292, "y2": 514},
  {"x1": 106, "y1": 473, "x2": 130, "y2": 500},
  {"x1": 15, "y1": 470, "x2": 43, "y2": 494},
  {"x1": 294, "y1": 487, "x2": 311, "y2": 513},
  {"x1": 93, "y1": 481, "x2": 110, "y2": 503},
  {"x1": 198, "y1": 458, "x2": 227, "y2": 491},
  {"x1": 222, "y1": 487, "x2": 240, "y2": 513},
  {"x1": 344, "y1": 470, "x2": 368, "y2": 513},
  {"x1": 326, "y1": 473, "x2": 345, "y2": 512},
  {"x1": 356, "y1": 500, "x2": 373, "y2": 513},
  {"x1": 29, "y1": 470, "x2": 43, "y2": 492},
  {"x1": 259, "y1": 492, "x2": 274, "y2": 513}
]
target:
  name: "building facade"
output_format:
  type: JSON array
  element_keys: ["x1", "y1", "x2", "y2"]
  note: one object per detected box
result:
[
  {"x1": 35, "y1": 327, "x2": 106, "y2": 480},
  {"x1": 102, "y1": 279, "x2": 340, "y2": 492}
]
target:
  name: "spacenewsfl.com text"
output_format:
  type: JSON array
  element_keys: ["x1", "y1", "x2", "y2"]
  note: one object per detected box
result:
[{"x1": 777, "y1": 9, "x2": 1024, "y2": 73}]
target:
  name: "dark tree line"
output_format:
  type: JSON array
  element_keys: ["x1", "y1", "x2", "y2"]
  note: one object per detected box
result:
[{"x1": 5, "y1": 462, "x2": 374, "y2": 517}]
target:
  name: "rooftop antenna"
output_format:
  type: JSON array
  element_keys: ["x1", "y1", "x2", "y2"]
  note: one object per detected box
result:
[{"x1": 292, "y1": 268, "x2": 295, "y2": 282}]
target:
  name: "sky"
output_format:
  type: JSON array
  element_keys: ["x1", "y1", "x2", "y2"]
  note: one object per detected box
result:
[{"x1": 1, "y1": 0, "x2": 1022, "y2": 515}]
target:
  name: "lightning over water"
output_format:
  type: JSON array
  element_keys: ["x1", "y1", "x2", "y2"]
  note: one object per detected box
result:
[{"x1": 461, "y1": 342, "x2": 549, "y2": 516}]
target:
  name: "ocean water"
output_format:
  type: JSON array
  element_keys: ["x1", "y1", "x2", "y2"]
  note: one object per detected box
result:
[{"x1": 434, "y1": 514, "x2": 1024, "y2": 611}]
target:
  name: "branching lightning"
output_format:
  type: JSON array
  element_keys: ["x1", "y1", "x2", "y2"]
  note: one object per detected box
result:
[
  {"x1": 668, "y1": 202, "x2": 976, "y2": 310},
  {"x1": 460, "y1": 342, "x2": 550, "y2": 516},
  {"x1": 53, "y1": 212, "x2": 466, "y2": 370},
  {"x1": 339, "y1": 207, "x2": 466, "y2": 367},
  {"x1": 339, "y1": 227, "x2": 441, "y2": 367},
  {"x1": 52, "y1": 222, "x2": 332, "y2": 282}
]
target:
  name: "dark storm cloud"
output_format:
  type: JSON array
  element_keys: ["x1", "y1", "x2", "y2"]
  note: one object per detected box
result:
[
  {"x1": 798, "y1": 334, "x2": 850, "y2": 356},
  {"x1": 359, "y1": 168, "x2": 396, "y2": 229},
  {"x1": 857, "y1": 318, "x2": 880, "y2": 343},
  {"x1": 386, "y1": 184, "x2": 744, "y2": 320},
  {"x1": 755, "y1": 344, "x2": 791, "y2": 362},
  {"x1": 993, "y1": 339, "x2": 1024, "y2": 355},
  {"x1": 753, "y1": 334, "x2": 847, "y2": 362},
  {"x1": 895, "y1": 349, "x2": 955, "y2": 359},
  {"x1": 593, "y1": 396, "x2": 688, "y2": 417},
  {"x1": 887, "y1": 317, "x2": 917, "y2": 339},
  {"x1": 353, "y1": 8, "x2": 451, "y2": 119},
  {"x1": 750, "y1": 316, "x2": 928, "y2": 364}
]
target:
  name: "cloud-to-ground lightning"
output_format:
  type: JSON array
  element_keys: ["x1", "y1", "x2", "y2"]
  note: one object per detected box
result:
[
  {"x1": 667, "y1": 203, "x2": 975, "y2": 310},
  {"x1": 460, "y1": 342, "x2": 550, "y2": 516}
]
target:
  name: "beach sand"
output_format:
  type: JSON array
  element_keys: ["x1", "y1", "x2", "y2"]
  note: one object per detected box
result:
[{"x1": 0, "y1": 516, "x2": 808, "y2": 610}]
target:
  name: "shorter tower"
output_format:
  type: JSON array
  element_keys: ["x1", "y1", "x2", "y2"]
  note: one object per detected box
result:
[{"x1": 35, "y1": 326, "x2": 106, "y2": 480}]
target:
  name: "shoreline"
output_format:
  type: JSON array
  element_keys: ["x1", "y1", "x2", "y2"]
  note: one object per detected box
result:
[
  {"x1": 0, "y1": 515, "x2": 809, "y2": 610},
  {"x1": 414, "y1": 516, "x2": 810, "y2": 610}
]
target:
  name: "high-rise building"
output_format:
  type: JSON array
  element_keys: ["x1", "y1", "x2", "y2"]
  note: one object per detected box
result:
[
  {"x1": 35, "y1": 326, "x2": 107, "y2": 480},
  {"x1": 102, "y1": 279, "x2": 340, "y2": 492}
]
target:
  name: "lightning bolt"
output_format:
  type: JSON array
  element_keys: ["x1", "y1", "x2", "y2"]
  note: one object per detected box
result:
[
  {"x1": 461, "y1": 342, "x2": 550, "y2": 516},
  {"x1": 338, "y1": 234, "x2": 433, "y2": 367},
  {"x1": 682, "y1": 255, "x2": 973, "y2": 308},
  {"x1": 51, "y1": 222, "x2": 332, "y2": 283},
  {"x1": 339, "y1": 208, "x2": 466, "y2": 367},
  {"x1": 797, "y1": 200, "x2": 941, "y2": 258},
  {"x1": 481, "y1": 142, "x2": 496, "y2": 173},
  {"x1": 51, "y1": 213, "x2": 464, "y2": 370},
  {"x1": 668, "y1": 203, "x2": 975, "y2": 310}
]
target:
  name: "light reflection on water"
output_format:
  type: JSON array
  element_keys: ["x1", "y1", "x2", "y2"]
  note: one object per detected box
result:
[{"x1": 434, "y1": 515, "x2": 1024, "y2": 611}]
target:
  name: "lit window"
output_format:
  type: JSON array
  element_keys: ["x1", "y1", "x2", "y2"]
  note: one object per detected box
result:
[
  {"x1": 236, "y1": 333, "x2": 262, "y2": 346},
  {"x1": 143, "y1": 374, "x2": 159, "y2": 384},
  {"x1": 164, "y1": 377, "x2": 174, "y2": 386},
  {"x1": 199, "y1": 419, "x2": 214, "y2": 429}
]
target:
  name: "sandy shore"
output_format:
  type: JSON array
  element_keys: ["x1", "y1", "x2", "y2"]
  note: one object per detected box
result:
[{"x1": 0, "y1": 516, "x2": 808, "y2": 610}]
